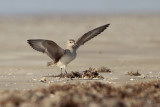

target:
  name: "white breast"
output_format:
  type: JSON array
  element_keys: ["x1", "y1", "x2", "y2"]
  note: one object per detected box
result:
[{"x1": 56, "y1": 49, "x2": 77, "y2": 68}]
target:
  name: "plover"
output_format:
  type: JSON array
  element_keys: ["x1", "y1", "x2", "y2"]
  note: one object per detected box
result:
[{"x1": 27, "y1": 24, "x2": 110, "y2": 74}]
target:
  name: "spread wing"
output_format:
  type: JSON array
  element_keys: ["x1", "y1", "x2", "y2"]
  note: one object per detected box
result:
[
  {"x1": 27, "y1": 39, "x2": 64, "y2": 63},
  {"x1": 74, "y1": 24, "x2": 110, "y2": 50}
]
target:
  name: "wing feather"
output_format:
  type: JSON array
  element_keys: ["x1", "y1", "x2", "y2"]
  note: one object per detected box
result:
[
  {"x1": 27, "y1": 39, "x2": 64, "y2": 62},
  {"x1": 74, "y1": 24, "x2": 110, "y2": 50}
]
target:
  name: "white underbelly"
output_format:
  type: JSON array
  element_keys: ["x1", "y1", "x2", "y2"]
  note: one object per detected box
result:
[{"x1": 56, "y1": 53, "x2": 76, "y2": 67}]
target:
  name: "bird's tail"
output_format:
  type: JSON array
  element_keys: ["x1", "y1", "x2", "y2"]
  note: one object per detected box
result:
[{"x1": 47, "y1": 61, "x2": 56, "y2": 67}]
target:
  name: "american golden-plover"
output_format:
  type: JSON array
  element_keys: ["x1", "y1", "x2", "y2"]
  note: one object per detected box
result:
[{"x1": 28, "y1": 24, "x2": 110, "y2": 74}]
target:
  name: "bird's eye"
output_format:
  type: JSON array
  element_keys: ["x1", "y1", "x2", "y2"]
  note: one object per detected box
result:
[{"x1": 70, "y1": 41, "x2": 72, "y2": 43}]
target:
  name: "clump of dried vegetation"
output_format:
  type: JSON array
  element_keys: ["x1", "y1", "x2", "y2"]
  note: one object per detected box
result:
[
  {"x1": 0, "y1": 80, "x2": 159, "y2": 107},
  {"x1": 97, "y1": 67, "x2": 112, "y2": 72},
  {"x1": 126, "y1": 70, "x2": 141, "y2": 76},
  {"x1": 50, "y1": 67, "x2": 111, "y2": 79}
]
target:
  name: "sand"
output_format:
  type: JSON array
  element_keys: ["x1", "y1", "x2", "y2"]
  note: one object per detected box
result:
[{"x1": 0, "y1": 14, "x2": 160, "y2": 91}]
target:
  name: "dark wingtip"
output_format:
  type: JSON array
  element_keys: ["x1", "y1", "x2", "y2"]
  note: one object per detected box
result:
[
  {"x1": 27, "y1": 40, "x2": 35, "y2": 48},
  {"x1": 100, "y1": 24, "x2": 110, "y2": 31},
  {"x1": 99, "y1": 24, "x2": 110, "y2": 30},
  {"x1": 27, "y1": 39, "x2": 37, "y2": 44},
  {"x1": 27, "y1": 39, "x2": 32, "y2": 45},
  {"x1": 105, "y1": 24, "x2": 110, "y2": 27},
  {"x1": 27, "y1": 39, "x2": 31, "y2": 42}
]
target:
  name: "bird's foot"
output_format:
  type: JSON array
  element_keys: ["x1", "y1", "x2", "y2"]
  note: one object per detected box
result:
[
  {"x1": 59, "y1": 72, "x2": 63, "y2": 79},
  {"x1": 47, "y1": 61, "x2": 55, "y2": 67}
]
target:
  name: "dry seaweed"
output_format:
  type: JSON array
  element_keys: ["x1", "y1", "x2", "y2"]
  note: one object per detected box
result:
[
  {"x1": 0, "y1": 80, "x2": 160, "y2": 107},
  {"x1": 45, "y1": 67, "x2": 111, "y2": 79},
  {"x1": 97, "y1": 67, "x2": 112, "y2": 72},
  {"x1": 47, "y1": 68, "x2": 104, "y2": 79},
  {"x1": 126, "y1": 70, "x2": 141, "y2": 76}
]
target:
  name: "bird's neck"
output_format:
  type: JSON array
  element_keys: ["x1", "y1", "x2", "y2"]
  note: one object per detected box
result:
[{"x1": 66, "y1": 46, "x2": 75, "y2": 53}]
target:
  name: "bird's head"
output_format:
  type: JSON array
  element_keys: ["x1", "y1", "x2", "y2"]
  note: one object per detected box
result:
[{"x1": 66, "y1": 39, "x2": 75, "y2": 48}]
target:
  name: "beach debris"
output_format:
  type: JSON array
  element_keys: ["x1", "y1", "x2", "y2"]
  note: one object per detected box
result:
[
  {"x1": 139, "y1": 75, "x2": 146, "y2": 78},
  {"x1": 97, "y1": 67, "x2": 112, "y2": 72},
  {"x1": 47, "y1": 68, "x2": 104, "y2": 79},
  {"x1": 126, "y1": 70, "x2": 141, "y2": 76},
  {"x1": 82, "y1": 69, "x2": 104, "y2": 79},
  {"x1": 0, "y1": 81, "x2": 159, "y2": 107},
  {"x1": 130, "y1": 78, "x2": 135, "y2": 81},
  {"x1": 32, "y1": 78, "x2": 37, "y2": 81},
  {"x1": 40, "y1": 77, "x2": 47, "y2": 83}
]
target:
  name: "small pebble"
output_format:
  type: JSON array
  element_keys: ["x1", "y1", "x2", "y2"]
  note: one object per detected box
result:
[
  {"x1": 139, "y1": 75, "x2": 146, "y2": 78},
  {"x1": 40, "y1": 77, "x2": 47, "y2": 82},
  {"x1": 33, "y1": 78, "x2": 37, "y2": 81},
  {"x1": 130, "y1": 78, "x2": 134, "y2": 81}
]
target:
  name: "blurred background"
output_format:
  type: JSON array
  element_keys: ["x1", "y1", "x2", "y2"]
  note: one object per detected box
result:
[
  {"x1": 0, "y1": 0, "x2": 160, "y2": 67},
  {"x1": 0, "y1": 0, "x2": 160, "y2": 15},
  {"x1": 0, "y1": 0, "x2": 160, "y2": 90},
  {"x1": 0, "y1": 0, "x2": 160, "y2": 68}
]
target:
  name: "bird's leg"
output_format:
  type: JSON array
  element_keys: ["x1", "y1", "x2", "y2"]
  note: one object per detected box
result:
[
  {"x1": 59, "y1": 68, "x2": 63, "y2": 79},
  {"x1": 60, "y1": 68, "x2": 63, "y2": 75},
  {"x1": 64, "y1": 66, "x2": 67, "y2": 74},
  {"x1": 65, "y1": 69, "x2": 67, "y2": 74}
]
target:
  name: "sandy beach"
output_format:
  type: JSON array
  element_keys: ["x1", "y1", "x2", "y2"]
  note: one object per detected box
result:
[
  {"x1": 0, "y1": 14, "x2": 160, "y2": 106},
  {"x1": 0, "y1": 14, "x2": 160, "y2": 89}
]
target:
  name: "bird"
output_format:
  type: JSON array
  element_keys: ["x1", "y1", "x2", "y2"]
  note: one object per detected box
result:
[{"x1": 27, "y1": 24, "x2": 110, "y2": 75}]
